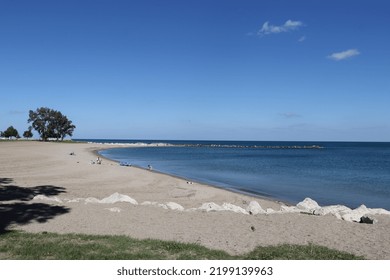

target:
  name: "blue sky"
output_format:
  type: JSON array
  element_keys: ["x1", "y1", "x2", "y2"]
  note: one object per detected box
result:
[{"x1": 1, "y1": 0, "x2": 389, "y2": 141}]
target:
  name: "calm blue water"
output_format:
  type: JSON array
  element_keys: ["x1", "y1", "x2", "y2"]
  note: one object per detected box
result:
[{"x1": 77, "y1": 139, "x2": 390, "y2": 210}]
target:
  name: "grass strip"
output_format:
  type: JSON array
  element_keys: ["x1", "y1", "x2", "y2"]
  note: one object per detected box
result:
[{"x1": 0, "y1": 231, "x2": 362, "y2": 260}]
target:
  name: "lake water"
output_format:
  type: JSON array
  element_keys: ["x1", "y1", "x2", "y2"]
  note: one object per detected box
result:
[{"x1": 80, "y1": 140, "x2": 390, "y2": 210}]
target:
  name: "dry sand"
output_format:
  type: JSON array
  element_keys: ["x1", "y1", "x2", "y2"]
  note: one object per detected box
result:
[{"x1": 1, "y1": 141, "x2": 390, "y2": 259}]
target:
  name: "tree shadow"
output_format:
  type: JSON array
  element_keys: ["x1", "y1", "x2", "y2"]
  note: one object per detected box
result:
[
  {"x1": 0, "y1": 178, "x2": 13, "y2": 185},
  {"x1": 0, "y1": 178, "x2": 70, "y2": 234},
  {"x1": 0, "y1": 184, "x2": 67, "y2": 201},
  {"x1": 0, "y1": 203, "x2": 70, "y2": 233}
]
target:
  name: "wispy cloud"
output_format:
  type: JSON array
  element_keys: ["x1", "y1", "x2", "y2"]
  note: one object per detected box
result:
[
  {"x1": 279, "y1": 112, "x2": 302, "y2": 119},
  {"x1": 258, "y1": 20, "x2": 303, "y2": 36},
  {"x1": 327, "y1": 49, "x2": 360, "y2": 61},
  {"x1": 298, "y1": 36, "x2": 306, "y2": 42}
]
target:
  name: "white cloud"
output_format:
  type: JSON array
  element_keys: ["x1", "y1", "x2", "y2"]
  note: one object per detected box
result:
[
  {"x1": 327, "y1": 49, "x2": 360, "y2": 61},
  {"x1": 298, "y1": 36, "x2": 306, "y2": 42},
  {"x1": 258, "y1": 20, "x2": 303, "y2": 36},
  {"x1": 284, "y1": 20, "x2": 302, "y2": 28},
  {"x1": 279, "y1": 112, "x2": 302, "y2": 119}
]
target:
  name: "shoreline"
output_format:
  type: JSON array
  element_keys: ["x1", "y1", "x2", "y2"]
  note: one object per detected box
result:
[
  {"x1": 94, "y1": 146, "x2": 290, "y2": 207},
  {"x1": 1, "y1": 141, "x2": 390, "y2": 259},
  {"x1": 94, "y1": 142, "x2": 390, "y2": 210}
]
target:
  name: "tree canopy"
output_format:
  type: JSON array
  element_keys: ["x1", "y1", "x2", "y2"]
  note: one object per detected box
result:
[
  {"x1": 23, "y1": 127, "x2": 33, "y2": 139},
  {"x1": 28, "y1": 107, "x2": 76, "y2": 141},
  {"x1": 2, "y1": 126, "x2": 20, "y2": 138}
]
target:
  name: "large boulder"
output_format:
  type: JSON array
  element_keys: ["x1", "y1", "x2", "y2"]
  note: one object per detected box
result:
[
  {"x1": 313, "y1": 205, "x2": 352, "y2": 217},
  {"x1": 99, "y1": 192, "x2": 138, "y2": 205},
  {"x1": 246, "y1": 201, "x2": 266, "y2": 215},
  {"x1": 296, "y1": 198, "x2": 320, "y2": 212},
  {"x1": 368, "y1": 208, "x2": 390, "y2": 215},
  {"x1": 341, "y1": 205, "x2": 369, "y2": 222},
  {"x1": 198, "y1": 202, "x2": 249, "y2": 214},
  {"x1": 222, "y1": 203, "x2": 249, "y2": 215}
]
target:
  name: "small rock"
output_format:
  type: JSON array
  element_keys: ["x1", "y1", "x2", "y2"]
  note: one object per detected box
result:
[
  {"x1": 105, "y1": 207, "x2": 121, "y2": 213},
  {"x1": 166, "y1": 202, "x2": 185, "y2": 211},
  {"x1": 250, "y1": 226, "x2": 256, "y2": 232}
]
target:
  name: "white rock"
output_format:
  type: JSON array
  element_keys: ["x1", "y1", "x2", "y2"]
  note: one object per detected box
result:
[
  {"x1": 334, "y1": 212, "x2": 342, "y2": 220},
  {"x1": 341, "y1": 213, "x2": 362, "y2": 223},
  {"x1": 341, "y1": 205, "x2": 370, "y2": 222},
  {"x1": 355, "y1": 204, "x2": 369, "y2": 212},
  {"x1": 310, "y1": 204, "x2": 390, "y2": 223},
  {"x1": 140, "y1": 201, "x2": 168, "y2": 209},
  {"x1": 266, "y1": 208, "x2": 276, "y2": 214},
  {"x1": 65, "y1": 198, "x2": 84, "y2": 203},
  {"x1": 33, "y1": 195, "x2": 63, "y2": 203},
  {"x1": 296, "y1": 198, "x2": 320, "y2": 211},
  {"x1": 105, "y1": 207, "x2": 121, "y2": 213},
  {"x1": 141, "y1": 201, "x2": 153, "y2": 206},
  {"x1": 280, "y1": 205, "x2": 301, "y2": 213},
  {"x1": 84, "y1": 193, "x2": 138, "y2": 205},
  {"x1": 185, "y1": 208, "x2": 198, "y2": 212},
  {"x1": 157, "y1": 203, "x2": 169, "y2": 210},
  {"x1": 246, "y1": 201, "x2": 266, "y2": 215},
  {"x1": 313, "y1": 205, "x2": 352, "y2": 216},
  {"x1": 85, "y1": 197, "x2": 101, "y2": 204},
  {"x1": 368, "y1": 208, "x2": 390, "y2": 215},
  {"x1": 100, "y1": 192, "x2": 138, "y2": 205},
  {"x1": 198, "y1": 202, "x2": 224, "y2": 212},
  {"x1": 166, "y1": 202, "x2": 184, "y2": 211},
  {"x1": 222, "y1": 203, "x2": 249, "y2": 215}
]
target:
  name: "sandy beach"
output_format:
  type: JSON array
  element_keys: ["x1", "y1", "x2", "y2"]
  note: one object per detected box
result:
[{"x1": 1, "y1": 141, "x2": 390, "y2": 259}]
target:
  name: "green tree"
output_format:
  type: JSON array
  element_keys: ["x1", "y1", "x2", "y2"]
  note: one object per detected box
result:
[
  {"x1": 49, "y1": 110, "x2": 76, "y2": 141},
  {"x1": 23, "y1": 126, "x2": 33, "y2": 139},
  {"x1": 28, "y1": 107, "x2": 76, "y2": 141},
  {"x1": 28, "y1": 107, "x2": 53, "y2": 141},
  {"x1": 3, "y1": 126, "x2": 20, "y2": 138}
]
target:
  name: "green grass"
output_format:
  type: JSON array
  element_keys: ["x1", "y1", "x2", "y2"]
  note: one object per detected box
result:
[{"x1": 0, "y1": 231, "x2": 362, "y2": 260}]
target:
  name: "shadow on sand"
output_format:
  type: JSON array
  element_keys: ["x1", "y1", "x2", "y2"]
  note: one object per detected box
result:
[{"x1": 0, "y1": 178, "x2": 70, "y2": 233}]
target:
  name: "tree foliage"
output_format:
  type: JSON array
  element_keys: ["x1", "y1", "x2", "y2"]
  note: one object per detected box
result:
[
  {"x1": 28, "y1": 107, "x2": 76, "y2": 141},
  {"x1": 3, "y1": 126, "x2": 20, "y2": 138},
  {"x1": 23, "y1": 126, "x2": 33, "y2": 139}
]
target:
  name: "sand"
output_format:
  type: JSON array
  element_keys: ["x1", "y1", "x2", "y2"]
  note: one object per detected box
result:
[{"x1": 1, "y1": 141, "x2": 390, "y2": 259}]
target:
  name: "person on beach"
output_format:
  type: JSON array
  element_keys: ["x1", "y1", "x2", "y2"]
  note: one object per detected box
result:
[
  {"x1": 148, "y1": 164, "x2": 152, "y2": 170},
  {"x1": 97, "y1": 157, "x2": 102, "y2": 164}
]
